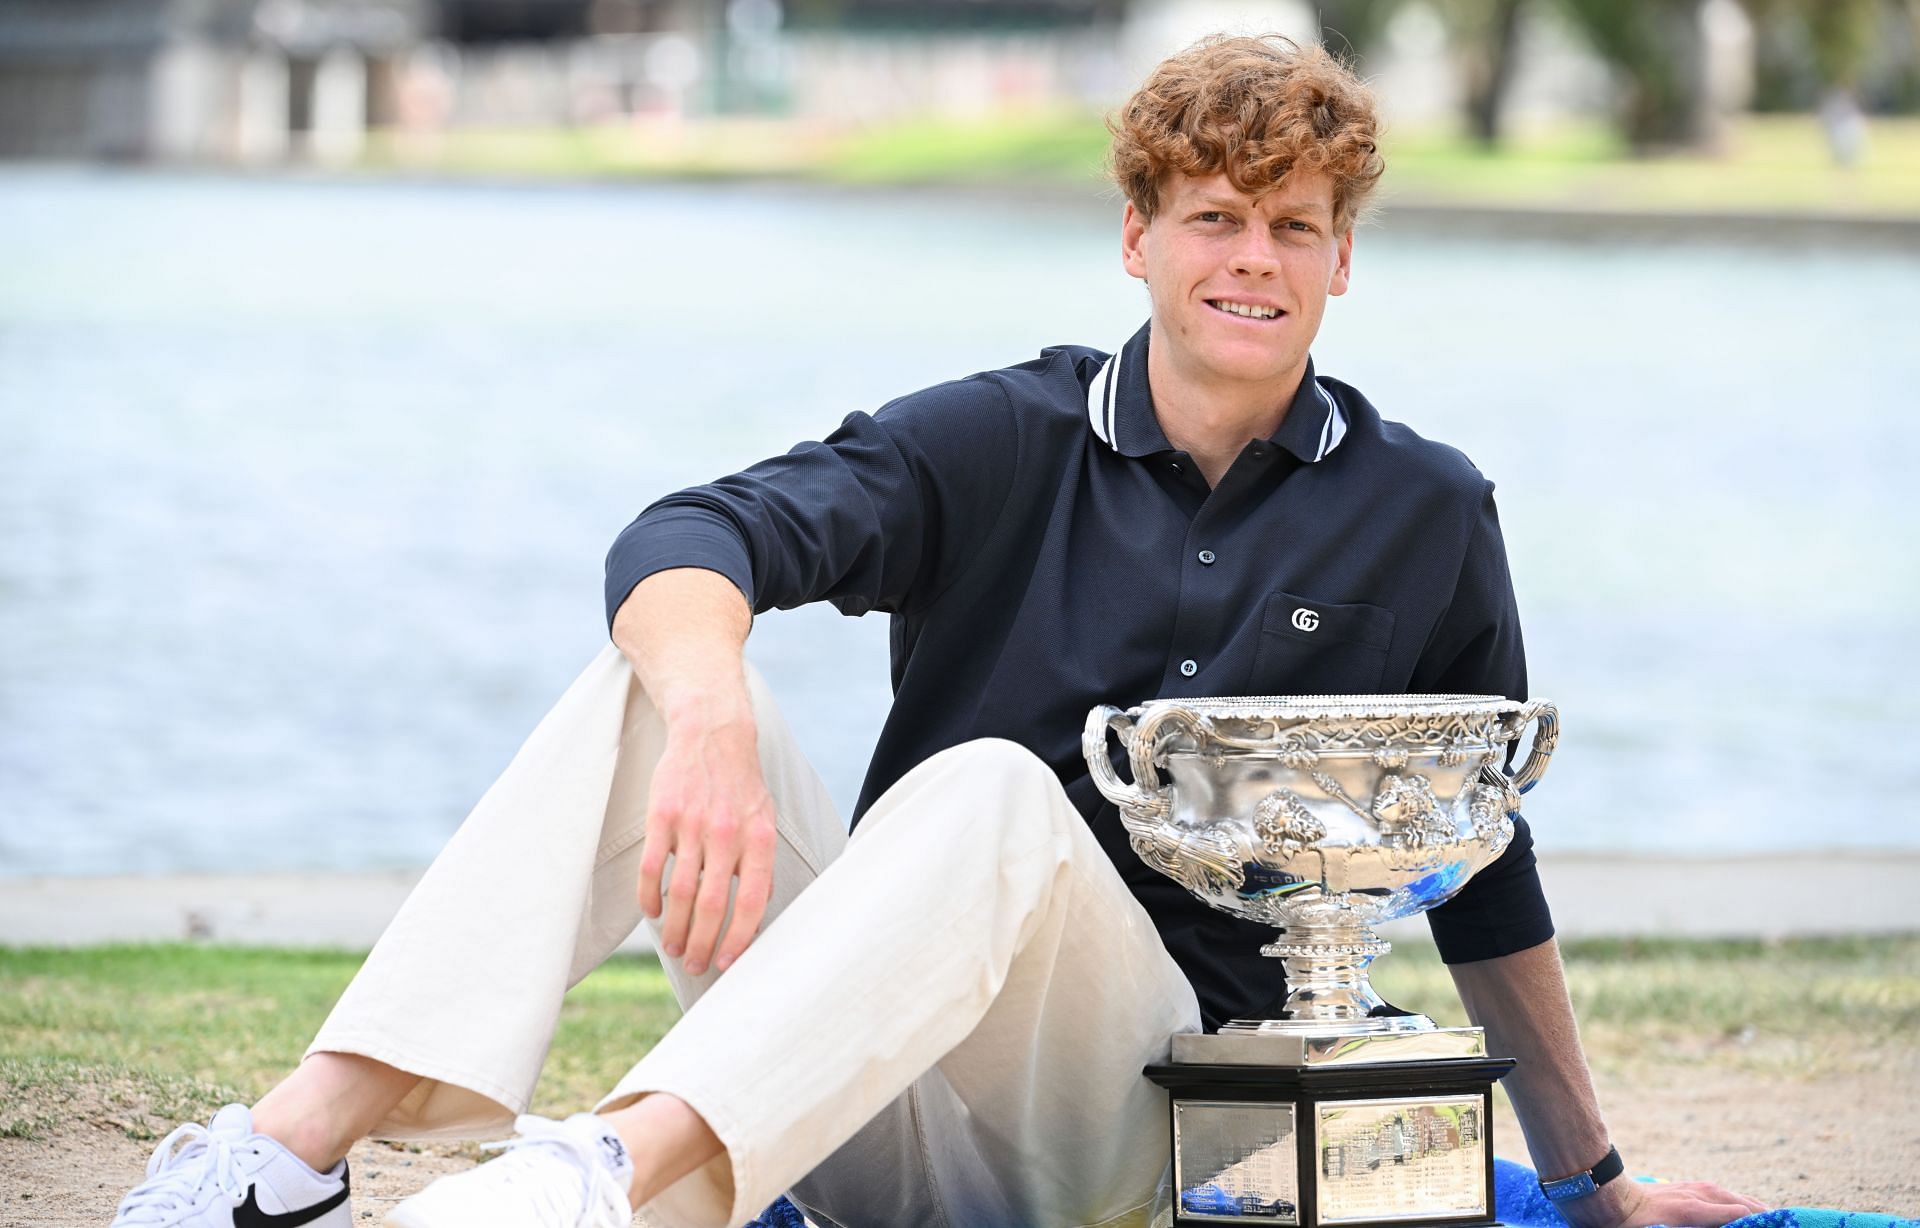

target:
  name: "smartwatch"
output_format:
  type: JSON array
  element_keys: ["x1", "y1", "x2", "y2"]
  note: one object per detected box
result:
[{"x1": 1540, "y1": 1145, "x2": 1625, "y2": 1202}]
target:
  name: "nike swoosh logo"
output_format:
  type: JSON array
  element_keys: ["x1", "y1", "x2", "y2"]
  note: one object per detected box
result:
[{"x1": 231, "y1": 1171, "x2": 350, "y2": 1228}]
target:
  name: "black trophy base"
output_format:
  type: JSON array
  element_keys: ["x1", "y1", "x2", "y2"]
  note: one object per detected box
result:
[{"x1": 1146, "y1": 1054, "x2": 1517, "y2": 1228}]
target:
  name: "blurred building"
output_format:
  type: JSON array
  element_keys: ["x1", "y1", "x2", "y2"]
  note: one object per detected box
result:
[
  {"x1": 0, "y1": 0, "x2": 1726, "y2": 164},
  {"x1": 0, "y1": 0, "x2": 435, "y2": 160},
  {"x1": 0, "y1": 0, "x2": 1125, "y2": 160},
  {"x1": 426, "y1": 0, "x2": 1124, "y2": 129}
]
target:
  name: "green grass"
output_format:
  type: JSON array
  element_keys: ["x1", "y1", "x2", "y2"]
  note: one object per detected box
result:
[
  {"x1": 2, "y1": 937, "x2": 1914, "y2": 1142},
  {"x1": 822, "y1": 109, "x2": 1113, "y2": 186},
  {"x1": 1379, "y1": 115, "x2": 1920, "y2": 216},
  {"x1": 1371, "y1": 934, "x2": 1920, "y2": 1078},
  {"x1": 362, "y1": 121, "x2": 831, "y2": 180},
  {"x1": 0, "y1": 945, "x2": 680, "y2": 1142},
  {"x1": 354, "y1": 111, "x2": 1920, "y2": 219}
]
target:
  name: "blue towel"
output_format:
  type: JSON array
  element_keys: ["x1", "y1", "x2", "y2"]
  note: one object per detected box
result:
[
  {"x1": 1490, "y1": 1159, "x2": 1919, "y2": 1228},
  {"x1": 743, "y1": 1198, "x2": 808, "y2": 1228},
  {"x1": 742, "y1": 1159, "x2": 1919, "y2": 1227}
]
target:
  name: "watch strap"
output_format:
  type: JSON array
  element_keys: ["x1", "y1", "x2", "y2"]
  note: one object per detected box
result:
[{"x1": 1540, "y1": 1146, "x2": 1625, "y2": 1202}]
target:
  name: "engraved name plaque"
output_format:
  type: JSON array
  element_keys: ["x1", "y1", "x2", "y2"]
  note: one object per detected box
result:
[{"x1": 1316, "y1": 1096, "x2": 1487, "y2": 1224}]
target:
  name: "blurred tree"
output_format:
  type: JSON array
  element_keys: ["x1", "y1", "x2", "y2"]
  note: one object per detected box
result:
[
  {"x1": 1746, "y1": 0, "x2": 1818, "y2": 111},
  {"x1": 1806, "y1": 0, "x2": 1878, "y2": 162},
  {"x1": 1313, "y1": 0, "x2": 1405, "y2": 61},
  {"x1": 1900, "y1": 0, "x2": 1920, "y2": 110},
  {"x1": 1435, "y1": 0, "x2": 1529, "y2": 146},
  {"x1": 1749, "y1": 0, "x2": 1917, "y2": 117},
  {"x1": 1742, "y1": 0, "x2": 1880, "y2": 162},
  {"x1": 1557, "y1": 0, "x2": 1714, "y2": 150},
  {"x1": 1310, "y1": 0, "x2": 1546, "y2": 149}
]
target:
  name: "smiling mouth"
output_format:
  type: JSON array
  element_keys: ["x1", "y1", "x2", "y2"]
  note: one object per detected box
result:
[{"x1": 1207, "y1": 299, "x2": 1285, "y2": 320}]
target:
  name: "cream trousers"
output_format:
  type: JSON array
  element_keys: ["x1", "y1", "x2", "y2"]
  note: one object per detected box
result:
[{"x1": 308, "y1": 645, "x2": 1202, "y2": 1228}]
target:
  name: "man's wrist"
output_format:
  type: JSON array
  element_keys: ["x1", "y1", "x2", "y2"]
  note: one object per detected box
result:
[
  {"x1": 1555, "y1": 1172, "x2": 1640, "y2": 1228},
  {"x1": 1542, "y1": 1146, "x2": 1629, "y2": 1225},
  {"x1": 656, "y1": 681, "x2": 754, "y2": 733}
]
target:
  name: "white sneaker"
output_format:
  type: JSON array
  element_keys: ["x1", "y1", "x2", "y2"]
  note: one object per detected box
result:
[
  {"x1": 110, "y1": 1103, "x2": 352, "y2": 1227},
  {"x1": 384, "y1": 1112, "x2": 636, "y2": 1228}
]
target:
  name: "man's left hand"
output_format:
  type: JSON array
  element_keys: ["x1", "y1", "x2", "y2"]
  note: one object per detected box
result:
[{"x1": 1574, "y1": 1174, "x2": 1772, "y2": 1228}]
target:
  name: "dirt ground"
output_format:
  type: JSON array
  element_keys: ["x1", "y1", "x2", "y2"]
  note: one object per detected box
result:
[{"x1": 4, "y1": 1060, "x2": 1916, "y2": 1226}]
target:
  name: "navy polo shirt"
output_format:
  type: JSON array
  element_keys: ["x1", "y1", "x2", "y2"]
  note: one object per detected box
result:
[{"x1": 606, "y1": 320, "x2": 1555, "y2": 1030}]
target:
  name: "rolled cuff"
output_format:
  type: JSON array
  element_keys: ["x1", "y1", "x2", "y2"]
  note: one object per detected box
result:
[
  {"x1": 604, "y1": 507, "x2": 757, "y2": 631},
  {"x1": 595, "y1": 1075, "x2": 756, "y2": 1228}
]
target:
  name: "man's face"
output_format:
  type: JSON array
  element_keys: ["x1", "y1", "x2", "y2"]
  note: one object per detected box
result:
[{"x1": 1121, "y1": 169, "x2": 1353, "y2": 390}]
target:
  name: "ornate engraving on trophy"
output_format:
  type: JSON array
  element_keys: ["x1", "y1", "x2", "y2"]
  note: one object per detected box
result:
[
  {"x1": 1173, "y1": 1101, "x2": 1302, "y2": 1225},
  {"x1": 1314, "y1": 1096, "x2": 1488, "y2": 1224},
  {"x1": 1368, "y1": 773, "x2": 1452, "y2": 847},
  {"x1": 1253, "y1": 789, "x2": 1325, "y2": 855}
]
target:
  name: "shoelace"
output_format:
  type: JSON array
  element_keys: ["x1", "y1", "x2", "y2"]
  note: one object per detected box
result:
[
  {"x1": 478, "y1": 1115, "x2": 633, "y2": 1228},
  {"x1": 112, "y1": 1123, "x2": 252, "y2": 1224}
]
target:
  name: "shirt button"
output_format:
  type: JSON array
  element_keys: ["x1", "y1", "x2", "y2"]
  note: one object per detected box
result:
[
  {"x1": 1179, "y1": 659, "x2": 1198, "y2": 677},
  {"x1": 1197, "y1": 549, "x2": 1216, "y2": 565}
]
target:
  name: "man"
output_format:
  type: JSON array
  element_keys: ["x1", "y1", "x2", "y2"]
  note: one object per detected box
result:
[{"x1": 112, "y1": 34, "x2": 1765, "y2": 1228}]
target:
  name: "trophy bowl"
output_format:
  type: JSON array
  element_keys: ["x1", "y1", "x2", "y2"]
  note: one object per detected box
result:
[{"x1": 1083, "y1": 694, "x2": 1557, "y2": 1034}]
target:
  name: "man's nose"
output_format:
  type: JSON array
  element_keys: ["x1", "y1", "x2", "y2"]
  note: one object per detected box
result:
[{"x1": 1229, "y1": 233, "x2": 1281, "y2": 277}]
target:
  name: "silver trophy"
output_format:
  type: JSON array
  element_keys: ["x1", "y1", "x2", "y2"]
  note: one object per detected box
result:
[{"x1": 1083, "y1": 694, "x2": 1558, "y2": 1228}]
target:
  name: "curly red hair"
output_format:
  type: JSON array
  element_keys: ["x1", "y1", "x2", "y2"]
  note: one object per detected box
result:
[{"x1": 1109, "y1": 35, "x2": 1385, "y2": 232}]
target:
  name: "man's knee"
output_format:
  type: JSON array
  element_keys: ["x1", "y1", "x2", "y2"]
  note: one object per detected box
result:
[
  {"x1": 878, "y1": 737, "x2": 1074, "y2": 841},
  {"x1": 931, "y1": 737, "x2": 1057, "y2": 792}
]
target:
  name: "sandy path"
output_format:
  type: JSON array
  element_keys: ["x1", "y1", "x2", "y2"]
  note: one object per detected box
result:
[
  {"x1": 12, "y1": 857, "x2": 1920, "y2": 949},
  {"x1": 5, "y1": 1060, "x2": 1915, "y2": 1226}
]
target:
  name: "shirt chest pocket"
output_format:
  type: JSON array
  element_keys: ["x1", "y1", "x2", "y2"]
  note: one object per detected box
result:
[{"x1": 1247, "y1": 589, "x2": 1396, "y2": 695}]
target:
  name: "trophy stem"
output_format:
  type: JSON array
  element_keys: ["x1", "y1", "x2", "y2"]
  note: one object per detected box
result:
[{"x1": 1222, "y1": 921, "x2": 1431, "y2": 1034}]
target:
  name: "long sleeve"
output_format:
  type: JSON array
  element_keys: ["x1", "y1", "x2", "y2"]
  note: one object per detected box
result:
[
  {"x1": 604, "y1": 374, "x2": 1022, "y2": 628},
  {"x1": 1416, "y1": 485, "x2": 1557, "y2": 963}
]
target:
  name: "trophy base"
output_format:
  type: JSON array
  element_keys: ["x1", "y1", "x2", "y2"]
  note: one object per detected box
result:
[
  {"x1": 1146, "y1": 1052, "x2": 1516, "y2": 1228},
  {"x1": 1176, "y1": 1025, "x2": 1488, "y2": 1068},
  {"x1": 1219, "y1": 1013, "x2": 1444, "y2": 1039}
]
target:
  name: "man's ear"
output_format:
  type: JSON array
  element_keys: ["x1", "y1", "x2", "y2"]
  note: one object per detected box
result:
[
  {"x1": 1329, "y1": 226, "x2": 1354, "y2": 297},
  {"x1": 1121, "y1": 201, "x2": 1149, "y2": 281}
]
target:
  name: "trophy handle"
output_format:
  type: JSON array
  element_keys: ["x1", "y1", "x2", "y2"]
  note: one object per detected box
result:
[
  {"x1": 1126, "y1": 702, "x2": 1211, "y2": 800},
  {"x1": 1084, "y1": 705, "x2": 1165, "y2": 815},
  {"x1": 1506, "y1": 698, "x2": 1559, "y2": 794},
  {"x1": 1082, "y1": 703, "x2": 1207, "y2": 817}
]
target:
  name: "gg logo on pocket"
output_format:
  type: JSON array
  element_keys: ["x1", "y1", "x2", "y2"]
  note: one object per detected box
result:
[{"x1": 1291, "y1": 607, "x2": 1320, "y2": 632}]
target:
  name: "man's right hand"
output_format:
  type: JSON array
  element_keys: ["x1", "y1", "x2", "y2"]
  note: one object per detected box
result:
[
  {"x1": 636, "y1": 693, "x2": 779, "y2": 977},
  {"x1": 611, "y1": 567, "x2": 771, "y2": 978}
]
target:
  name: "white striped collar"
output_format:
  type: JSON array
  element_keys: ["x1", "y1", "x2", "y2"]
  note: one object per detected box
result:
[
  {"x1": 1313, "y1": 378, "x2": 1348, "y2": 461},
  {"x1": 1085, "y1": 326, "x2": 1348, "y2": 463},
  {"x1": 1085, "y1": 336, "x2": 1122, "y2": 447}
]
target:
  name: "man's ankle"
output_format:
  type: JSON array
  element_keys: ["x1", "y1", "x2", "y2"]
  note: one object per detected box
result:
[
  {"x1": 601, "y1": 1094, "x2": 724, "y2": 1210},
  {"x1": 249, "y1": 1103, "x2": 352, "y2": 1174}
]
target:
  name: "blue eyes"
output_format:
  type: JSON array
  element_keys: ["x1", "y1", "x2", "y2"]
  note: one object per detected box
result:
[{"x1": 1194, "y1": 214, "x2": 1314, "y2": 233}]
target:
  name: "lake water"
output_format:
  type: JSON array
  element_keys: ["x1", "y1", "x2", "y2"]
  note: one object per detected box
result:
[{"x1": 2, "y1": 167, "x2": 1917, "y2": 876}]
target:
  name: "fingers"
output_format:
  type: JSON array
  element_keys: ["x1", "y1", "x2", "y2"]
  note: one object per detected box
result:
[
  {"x1": 635, "y1": 735, "x2": 778, "y2": 974},
  {"x1": 1704, "y1": 1185, "x2": 1770, "y2": 1221},
  {"x1": 715, "y1": 818, "x2": 777, "y2": 972},
  {"x1": 1681, "y1": 1180, "x2": 1769, "y2": 1221},
  {"x1": 681, "y1": 819, "x2": 740, "y2": 977},
  {"x1": 658, "y1": 839, "x2": 705, "y2": 960},
  {"x1": 1634, "y1": 1182, "x2": 1771, "y2": 1228},
  {"x1": 636, "y1": 824, "x2": 669, "y2": 921}
]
